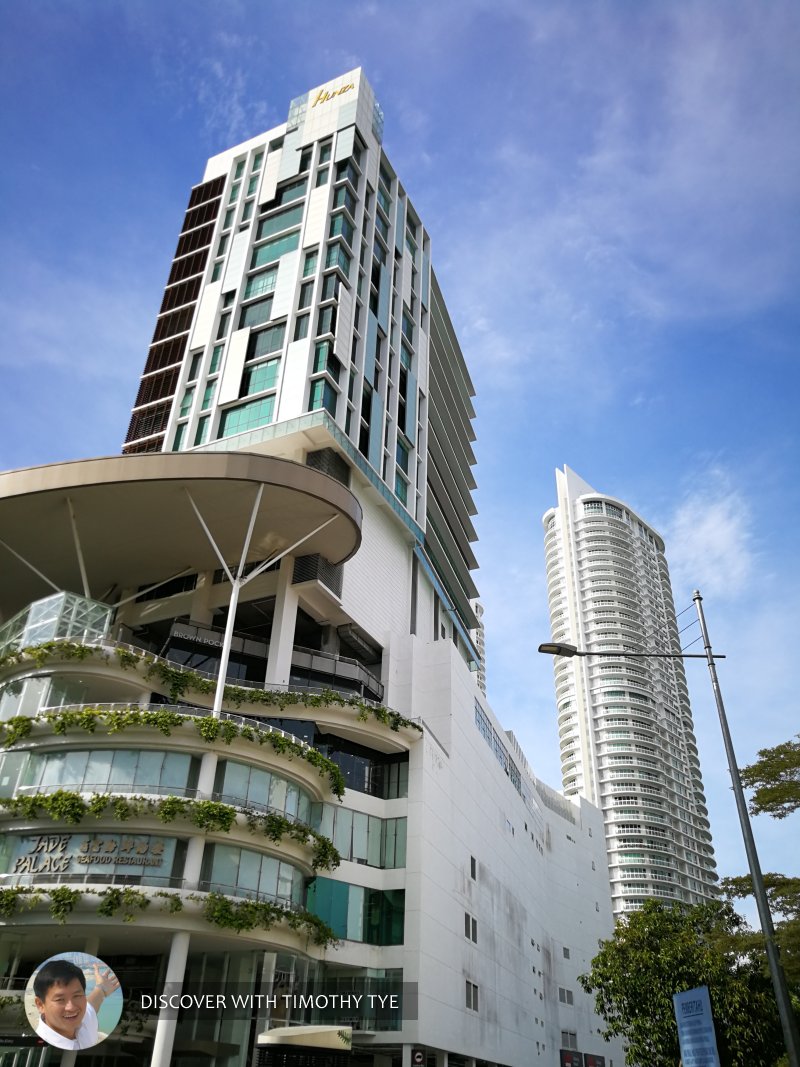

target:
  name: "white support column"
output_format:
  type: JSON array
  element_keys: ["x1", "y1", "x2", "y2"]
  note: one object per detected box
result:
[
  {"x1": 264, "y1": 556, "x2": 300, "y2": 688},
  {"x1": 149, "y1": 930, "x2": 191, "y2": 1067},
  {"x1": 189, "y1": 571, "x2": 215, "y2": 626},
  {"x1": 66, "y1": 497, "x2": 91, "y2": 599}
]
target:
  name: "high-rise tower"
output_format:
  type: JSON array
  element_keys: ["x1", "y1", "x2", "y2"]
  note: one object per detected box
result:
[
  {"x1": 0, "y1": 77, "x2": 623, "y2": 1067},
  {"x1": 542, "y1": 466, "x2": 718, "y2": 916},
  {"x1": 122, "y1": 68, "x2": 479, "y2": 646}
]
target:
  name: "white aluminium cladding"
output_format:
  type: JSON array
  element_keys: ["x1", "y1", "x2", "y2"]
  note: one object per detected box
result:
[
  {"x1": 125, "y1": 67, "x2": 481, "y2": 647},
  {"x1": 543, "y1": 466, "x2": 718, "y2": 916}
]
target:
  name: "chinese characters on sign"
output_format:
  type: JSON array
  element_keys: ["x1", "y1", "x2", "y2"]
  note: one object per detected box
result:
[{"x1": 12, "y1": 834, "x2": 166, "y2": 875}]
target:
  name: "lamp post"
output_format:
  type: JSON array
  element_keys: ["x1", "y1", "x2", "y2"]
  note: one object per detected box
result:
[{"x1": 538, "y1": 589, "x2": 800, "y2": 1067}]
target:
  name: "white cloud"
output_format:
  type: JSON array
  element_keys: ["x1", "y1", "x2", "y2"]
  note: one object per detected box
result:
[{"x1": 664, "y1": 468, "x2": 756, "y2": 601}]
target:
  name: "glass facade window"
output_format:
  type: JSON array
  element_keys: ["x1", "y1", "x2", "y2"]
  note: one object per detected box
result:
[
  {"x1": 315, "y1": 167, "x2": 329, "y2": 187},
  {"x1": 201, "y1": 843, "x2": 304, "y2": 905},
  {"x1": 320, "y1": 273, "x2": 338, "y2": 301},
  {"x1": 252, "y1": 151, "x2": 264, "y2": 172},
  {"x1": 335, "y1": 160, "x2": 358, "y2": 187},
  {"x1": 239, "y1": 296, "x2": 274, "y2": 329},
  {"x1": 234, "y1": 161, "x2": 245, "y2": 180},
  {"x1": 8, "y1": 748, "x2": 196, "y2": 796},
  {"x1": 187, "y1": 352, "x2": 203, "y2": 381},
  {"x1": 313, "y1": 735, "x2": 409, "y2": 799},
  {"x1": 179, "y1": 387, "x2": 195, "y2": 417},
  {"x1": 251, "y1": 231, "x2": 300, "y2": 268},
  {"x1": 294, "y1": 315, "x2": 309, "y2": 341},
  {"x1": 306, "y1": 879, "x2": 404, "y2": 945},
  {"x1": 241, "y1": 358, "x2": 280, "y2": 397},
  {"x1": 229, "y1": 182, "x2": 241, "y2": 204},
  {"x1": 313, "y1": 341, "x2": 341, "y2": 382},
  {"x1": 247, "y1": 323, "x2": 286, "y2": 361},
  {"x1": 218, "y1": 395, "x2": 275, "y2": 438},
  {"x1": 329, "y1": 214, "x2": 354, "y2": 246},
  {"x1": 201, "y1": 381, "x2": 216, "y2": 410},
  {"x1": 303, "y1": 249, "x2": 318, "y2": 277},
  {"x1": 244, "y1": 266, "x2": 278, "y2": 300},
  {"x1": 395, "y1": 473, "x2": 408, "y2": 506},
  {"x1": 272, "y1": 176, "x2": 307, "y2": 206},
  {"x1": 209, "y1": 343, "x2": 224, "y2": 374},
  {"x1": 172, "y1": 422, "x2": 187, "y2": 451},
  {"x1": 316, "y1": 306, "x2": 336, "y2": 337},
  {"x1": 312, "y1": 806, "x2": 407, "y2": 868},
  {"x1": 194, "y1": 415, "x2": 210, "y2": 447},
  {"x1": 216, "y1": 312, "x2": 231, "y2": 340},
  {"x1": 308, "y1": 379, "x2": 337, "y2": 415},
  {"x1": 241, "y1": 199, "x2": 254, "y2": 222},
  {"x1": 298, "y1": 281, "x2": 314, "y2": 309},
  {"x1": 247, "y1": 176, "x2": 258, "y2": 197},
  {"x1": 333, "y1": 186, "x2": 357, "y2": 216},
  {"x1": 325, "y1": 244, "x2": 351, "y2": 277},
  {"x1": 319, "y1": 142, "x2": 332, "y2": 165},
  {"x1": 214, "y1": 760, "x2": 312, "y2": 822},
  {"x1": 257, "y1": 204, "x2": 304, "y2": 241}
]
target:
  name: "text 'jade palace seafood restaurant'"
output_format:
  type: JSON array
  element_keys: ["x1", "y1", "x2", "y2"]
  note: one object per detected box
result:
[{"x1": 0, "y1": 71, "x2": 623, "y2": 1067}]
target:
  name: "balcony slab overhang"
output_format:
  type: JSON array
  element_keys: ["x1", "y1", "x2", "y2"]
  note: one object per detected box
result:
[{"x1": 0, "y1": 452, "x2": 362, "y2": 618}]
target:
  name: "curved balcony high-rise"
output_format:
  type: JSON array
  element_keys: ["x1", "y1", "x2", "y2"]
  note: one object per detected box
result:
[{"x1": 543, "y1": 467, "x2": 718, "y2": 917}]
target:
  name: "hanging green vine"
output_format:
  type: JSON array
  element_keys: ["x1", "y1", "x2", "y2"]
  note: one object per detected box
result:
[
  {"x1": 0, "y1": 707, "x2": 346, "y2": 798},
  {"x1": 0, "y1": 885, "x2": 336, "y2": 945},
  {"x1": 0, "y1": 790, "x2": 340, "y2": 870},
  {"x1": 190, "y1": 891, "x2": 336, "y2": 946},
  {"x1": 0, "y1": 640, "x2": 422, "y2": 734},
  {"x1": 96, "y1": 886, "x2": 151, "y2": 922}
]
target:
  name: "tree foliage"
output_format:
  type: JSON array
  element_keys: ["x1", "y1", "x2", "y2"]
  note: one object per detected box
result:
[
  {"x1": 740, "y1": 734, "x2": 800, "y2": 819},
  {"x1": 579, "y1": 900, "x2": 783, "y2": 1067},
  {"x1": 729, "y1": 733, "x2": 800, "y2": 999}
]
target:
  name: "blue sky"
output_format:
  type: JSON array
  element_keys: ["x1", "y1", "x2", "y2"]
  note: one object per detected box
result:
[{"x1": 1, "y1": 1, "x2": 798, "y2": 919}]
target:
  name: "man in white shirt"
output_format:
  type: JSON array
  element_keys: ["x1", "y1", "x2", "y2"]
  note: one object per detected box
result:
[{"x1": 33, "y1": 958, "x2": 119, "y2": 1050}]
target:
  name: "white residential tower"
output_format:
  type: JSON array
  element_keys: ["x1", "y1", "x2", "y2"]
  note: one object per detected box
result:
[{"x1": 542, "y1": 466, "x2": 718, "y2": 917}]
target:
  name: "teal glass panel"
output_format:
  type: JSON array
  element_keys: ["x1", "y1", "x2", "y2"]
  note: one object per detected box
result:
[
  {"x1": 242, "y1": 359, "x2": 280, "y2": 396},
  {"x1": 251, "y1": 231, "x2": 300, "y2": 269},
  {"x1": 244, "y1": 267, "x2": 278, "y2": 300},
  {"x1": 218, "y1": 396, "x2": 275, "y2": 438},
  {"x1": 256, "y1": 204, "x2": 304, "y2": 241}
]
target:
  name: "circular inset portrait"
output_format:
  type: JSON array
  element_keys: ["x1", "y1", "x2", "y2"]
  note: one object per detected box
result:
[{"x1": 25, "y1": 952, "x2": 123, "y2": 1050}]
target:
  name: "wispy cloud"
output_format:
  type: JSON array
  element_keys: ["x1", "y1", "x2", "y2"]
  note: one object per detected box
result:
[
  {"x1": 431, "y1": 0, "x2": 800, "y2": 402},
  {"x1": 663, "y1": 466, "x2": 756, "y2": 601}
]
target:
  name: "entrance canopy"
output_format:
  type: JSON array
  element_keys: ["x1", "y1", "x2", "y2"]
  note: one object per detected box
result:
[{"x1": 0, "y1": 452, "x2": 362, "y2": 618}]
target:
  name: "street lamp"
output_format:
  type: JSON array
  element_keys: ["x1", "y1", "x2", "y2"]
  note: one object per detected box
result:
[{"x1": 538, "y1": 589, "x2": 800, "y2": 1067}]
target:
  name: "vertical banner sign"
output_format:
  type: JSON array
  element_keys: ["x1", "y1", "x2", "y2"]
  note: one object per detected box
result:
[{"x1": 672, "y1": 986, "x2": 721, "y2": 1067}]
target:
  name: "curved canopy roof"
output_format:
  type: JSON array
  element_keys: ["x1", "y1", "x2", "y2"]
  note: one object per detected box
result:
[{"x1": 0, "y1": 452, "x2": 362, "y2": 618}]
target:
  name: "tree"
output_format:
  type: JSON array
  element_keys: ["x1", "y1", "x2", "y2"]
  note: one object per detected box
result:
[
  {"x1": 723, "y1": 735, "x2": 800, "y2": 1000},
  {"x1": 579, "y1": 900, "x2": 783, "y2": 1067},
  {"x1": 721, "y1": 873, "x2": 800, "y2": 988},
  {"x1": 740, "y1": 734, "x2": 800, "y2": 819}
]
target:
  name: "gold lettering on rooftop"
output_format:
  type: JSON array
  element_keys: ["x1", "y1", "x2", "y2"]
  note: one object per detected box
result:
[{"x1": 311, "y1": 83, "x2": 355, "y2": 108}]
